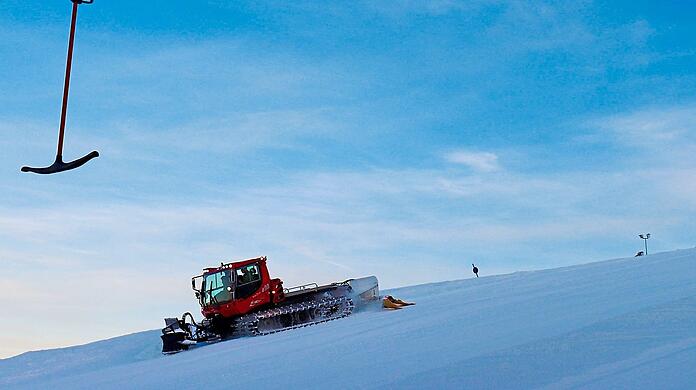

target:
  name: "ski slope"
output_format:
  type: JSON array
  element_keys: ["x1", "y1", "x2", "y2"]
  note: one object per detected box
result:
[{"x1": 2, "y1": 248, "x2": 696, "y2": 389}]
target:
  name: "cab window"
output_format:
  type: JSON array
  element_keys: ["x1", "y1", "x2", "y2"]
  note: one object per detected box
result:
[
  {"x1": 236, "y1": 264, "x2": 261, "y2": 285},
  {"x1": 202, "y1": 269, "x2": 233, "y2": 305},
  {"x1": 235, "y1": 263, "x2": 262, "y2": 299}
]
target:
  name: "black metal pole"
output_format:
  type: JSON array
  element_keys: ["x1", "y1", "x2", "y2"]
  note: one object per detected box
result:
[{"x1": 56, "y1": 1, "x2": 80, "y2": 161}]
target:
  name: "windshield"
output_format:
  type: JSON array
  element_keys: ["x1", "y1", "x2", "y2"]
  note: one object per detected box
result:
[{"x1": 202, "y1": 269, "x2": 234, "y2": 306}]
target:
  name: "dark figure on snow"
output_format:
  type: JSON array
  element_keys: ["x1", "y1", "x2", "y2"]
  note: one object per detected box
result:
[
  {"x1": 472, "y1": 264, "x2": 479, "y2": 278},
  {"x1": 635, "y1": 251, "x2": 644, "y2": 257}
]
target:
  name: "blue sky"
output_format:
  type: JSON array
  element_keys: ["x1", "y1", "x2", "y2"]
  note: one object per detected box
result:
[{"x1": 1, "y1": 0, "x2": 695, "y2": 358}]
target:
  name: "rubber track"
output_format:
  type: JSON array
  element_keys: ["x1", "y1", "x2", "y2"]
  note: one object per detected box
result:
[{"x1": 235, "y1": 296, "x2": 354, "y2": 336}]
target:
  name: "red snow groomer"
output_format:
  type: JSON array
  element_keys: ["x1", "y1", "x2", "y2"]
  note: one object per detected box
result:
[{"x1": 161, "y1": 256, "x2": 379, "y2": 354}]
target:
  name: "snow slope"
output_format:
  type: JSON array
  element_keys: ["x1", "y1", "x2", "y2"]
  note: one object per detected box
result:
[{"x1": 2, "y1": 248, "x2": 696, "y2": 389}]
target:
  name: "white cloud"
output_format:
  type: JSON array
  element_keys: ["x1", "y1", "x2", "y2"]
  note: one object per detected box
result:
[
  {"x1": 593, "y1": 104, "x2": 696, "y2": 147},
  {"x1": 444, "y1": 150, "x2": 501, "y2": 172}
]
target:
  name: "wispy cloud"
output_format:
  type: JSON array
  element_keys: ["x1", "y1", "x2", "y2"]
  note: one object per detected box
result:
[
  {"x1": 116, "y1": 108, "x2": 349, "y2": 154},
  {"x1": 444, "y1": 150, "x2": 501, "y2": 172},
  {"x1": 593, "y1": 103, "x2": 696, "y2": 147}
]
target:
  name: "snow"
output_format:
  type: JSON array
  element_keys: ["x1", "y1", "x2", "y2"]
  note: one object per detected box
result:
[{"x1": 2, "y1": 248, "x2": 696, "y2": 389}]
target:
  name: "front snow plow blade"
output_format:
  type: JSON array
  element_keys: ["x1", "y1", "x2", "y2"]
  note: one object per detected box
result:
[
  {"x1": 161, "y1": 329, "x2": 189, "y2": 354},
  {"x1": 161, "y1": 313, "x2": 219, "y2": 354},
  {"x1": 161, "y1": 317, "x2": 196, "y2": 354}
]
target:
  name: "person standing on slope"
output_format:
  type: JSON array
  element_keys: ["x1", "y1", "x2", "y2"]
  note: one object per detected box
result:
[{"x1": 472, "y1": 263, "x2": 479, "y2": 278}]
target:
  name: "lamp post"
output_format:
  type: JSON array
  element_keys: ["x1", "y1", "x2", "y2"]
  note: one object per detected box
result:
[{"x1": 639, "y1": 233, "x2": 651, "y2": 255}]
